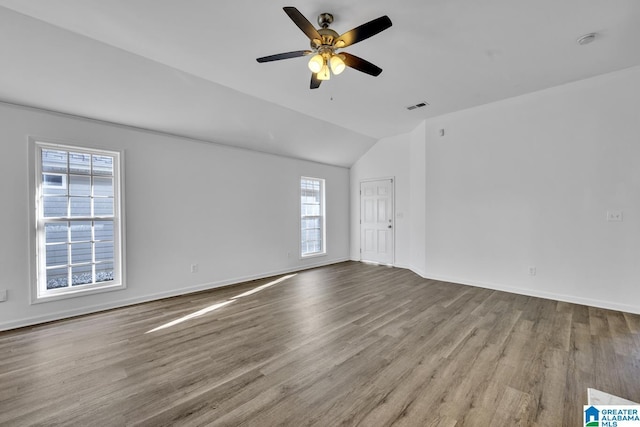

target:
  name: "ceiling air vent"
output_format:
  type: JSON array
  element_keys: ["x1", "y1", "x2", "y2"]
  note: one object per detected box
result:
[{"x1": 406, "y1": 101, "x2": 429, "y2": 111}]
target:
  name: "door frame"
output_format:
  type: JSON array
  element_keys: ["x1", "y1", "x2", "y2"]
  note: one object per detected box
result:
[{"x1": 359, "y1": 176, "x2": 395, "y2": 266}]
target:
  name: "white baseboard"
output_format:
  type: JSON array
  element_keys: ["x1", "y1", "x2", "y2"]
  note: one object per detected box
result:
[
  {"x1": 359, "y1": 259, "x2": 639, "y2": 314},
  {"x1": 397, "y1": 264, "x2": 427, "y2": 278},
  {"x1": 288, "y1": 259, "x2": 638, "y2": 316},
  {"x1": 353, "y1": 258, "x2": 639, "y2": 315},
  {"x1": 422, "y1": 273, "x2": 640, "y2": 315},
  {"x1": 10, "y1": 258, "x2": 634, "y2": 331},
  {"x1": 0, "y1": 258, "x2": 350, "y2": 332}
]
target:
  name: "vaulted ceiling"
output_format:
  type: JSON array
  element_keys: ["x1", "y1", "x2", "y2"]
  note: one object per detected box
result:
[{"x1": 1, "y1": 1, "x2": 639, "y2": 167}]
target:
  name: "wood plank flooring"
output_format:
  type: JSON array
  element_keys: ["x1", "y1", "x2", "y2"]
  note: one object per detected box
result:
[{"x1": 1, "y1": 261, "x2": 639, "y2": 426}]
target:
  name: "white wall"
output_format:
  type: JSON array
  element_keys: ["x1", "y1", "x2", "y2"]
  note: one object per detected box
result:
[
  {"x1": 0, "y1": 103, "x2": 350, "y2": 330},
  {"x1": 348, "y1": 122, "x2": 427, "y2": 277},
  {"x1": 424, "y1": 66, "x2": 640, "y2": 313},
  {"x1": 349, "y1": 132, "x2": 412, "y2": 267},
  {"x1": 352, "y1": 66, "x2": 640, "y2": 314},
  {"x1": 409, "y1": 122, "x2": 427, "y2": 276}
]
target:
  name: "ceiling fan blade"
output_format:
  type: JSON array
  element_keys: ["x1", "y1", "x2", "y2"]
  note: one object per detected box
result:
[
  {"x1": 256, "y1": 50, "x2": 312, "y2": 63},
  {"x1": 310, "y1": 73, "x2": 321, "y2": 89},
  {"x1": 283, "y1": 7, "x2": 322, "y2": 43},
  {"x1": 341, "y1": 52, "x2": 383, "y2": 76},
  {"x1": 334, "y1": 15, "x2": 392, "y2": 48}
]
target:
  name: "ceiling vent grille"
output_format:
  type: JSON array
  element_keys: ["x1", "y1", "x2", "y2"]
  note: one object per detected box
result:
[{"x1": 406, "y1": 101, "x2": 429, "y2": 111}]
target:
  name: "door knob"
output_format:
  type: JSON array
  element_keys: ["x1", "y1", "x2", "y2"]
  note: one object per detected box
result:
[{"x1": 388, "y1": 225, "x2": 392, "y2": 229}]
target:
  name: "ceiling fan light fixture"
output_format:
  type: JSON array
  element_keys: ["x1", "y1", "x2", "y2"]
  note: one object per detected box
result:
[
  {"x1": 330, "y1": 54, "x2": 346, "y2": 75},
  {"x1": 308, "y1": 54, "x2": 324, "y2": 73},
  {"x1": 317, "y1": 64, "x2": 331, "y2": 80}
]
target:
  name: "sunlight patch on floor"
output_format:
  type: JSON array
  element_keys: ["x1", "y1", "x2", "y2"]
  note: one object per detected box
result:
[
  {"x1": 231, "y1": 274, "x2": 296, "y2": 299},
  {"x1": 145, "y1": 274, "x2": 297, "y2": 334}
]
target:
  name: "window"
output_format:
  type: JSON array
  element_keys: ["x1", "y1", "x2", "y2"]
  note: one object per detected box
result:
[
  {"x1": 32, "y1": 141, "x2": 125, "y2": 302},
  {"x1": 300, "y1": 177, "x2": 325, "y2": 257}
]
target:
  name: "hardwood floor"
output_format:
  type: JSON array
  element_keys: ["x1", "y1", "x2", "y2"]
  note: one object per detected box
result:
[{"x1": 1, "y1": 261, "x2": 639, "y2": 426}]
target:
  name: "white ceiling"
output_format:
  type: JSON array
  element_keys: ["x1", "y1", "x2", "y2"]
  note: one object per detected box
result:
[{"x1": 1, "y1": 1, "x2": 639, "y2": 167}]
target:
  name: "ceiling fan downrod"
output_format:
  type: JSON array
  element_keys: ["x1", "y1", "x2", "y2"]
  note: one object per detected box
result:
[{"x1": 317, "y1": 13, "x2": 333, "y2": 29}]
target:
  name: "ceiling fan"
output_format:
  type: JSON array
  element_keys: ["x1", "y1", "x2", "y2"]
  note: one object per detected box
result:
[{"x1": 256, "y1": 7, "x2": 392, "y2": 89}]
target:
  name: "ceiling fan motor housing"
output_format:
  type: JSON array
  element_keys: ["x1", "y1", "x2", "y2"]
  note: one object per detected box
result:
[{"x1": 312, "y1": 28, "x2": 340, "y2": 51}]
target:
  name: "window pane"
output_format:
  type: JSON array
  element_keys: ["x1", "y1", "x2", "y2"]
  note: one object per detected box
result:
[
  {"x1": 92, "y1": 155, "x2": 113, "y2": 176},
  {"x1": 96, "y1": 262, "x2": 114, "y2": 283},
  {"x1": 303, "y1": 241, "x2": 319, "y2": 254},
  {"x1": 94, "y1": 198, "x2": 114, "y2": 216},
  {"x1": 42, "y1": 174, "x2": 67, "y2": 196},
  {"x1": 94, "y1": 177, "x2": 113, "y2": 197},
  {"x1": 302, "y1": 193, "x2": 319, "y2": 203},
  {"x1": 71, "y1": 242, "x2": 92, "y2": 264},
  {"x1": 70, "y1": 221, "x2": 92, "y2": 242},
  {"x1": 70, "y1": 197, "x2": 91, "y2": 217},
  {"x1": 42, "y1": 150, "x2": 67, "y2": 173},
  {"x1": 42, "y1": 185, "x2": 67, "y2": 197},
  {"x1": 46, "y1": 244, "x2": 67, "y2": 267},
  {"x1": 71, "y1": 265, "x2": 93, "y2": 286},
  {"x1": 95, "y1": 241, "x2": 114, "y2": 262},
  {"x1": 45, "y1": 223, "x2": 68, "y2": 244},
  {"x1": 69, "y1": 152, "x2": 91, "y2": 174},
  {"x1": 303, "y1": 229, "x2": 319, "y2": 242},
  {"x1": 302, "y1": 204, "x2": 320, "y2": 216},
  {"x1": 43, "y1": 196, "x2": 67, "y2": 217},
  {"x1": 43, "y1": 174, "x2": 63, "y2": 186},
  {"x1": 94, "y1": 221, "x2": 114, "y2": 241},
  {"x1": 69, "y1": 175, "x2": 91, "y2": 196},
  {"x1": 46, "y1": 267, "x2": 68, "y2": 289}
]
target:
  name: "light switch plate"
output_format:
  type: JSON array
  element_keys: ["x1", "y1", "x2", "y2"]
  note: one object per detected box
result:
[{"x1": 0, "y1": 289, "x2": 7, "y2": 302}]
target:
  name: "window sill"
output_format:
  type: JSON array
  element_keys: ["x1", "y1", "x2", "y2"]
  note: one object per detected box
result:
[
  {"x1": 300, "y1": 252, "x2": 327, "y2": 260},
  {"x1": 31, "y1": 282, "x2": 126, "y2": 305}
]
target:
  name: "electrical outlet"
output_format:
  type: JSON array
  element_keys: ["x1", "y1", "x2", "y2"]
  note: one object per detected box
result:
[
  {"x1": 190, "y1": 264, "x2": 198, "y2": 273},
  {"x1": 0, "y1": 289, "x2": 7, "y2": 302},
  {"x1": 529, "y1": 267, "x2": 536, "y2": 276},
  {"x1": 607, "y1": 211, "x2": 623, "y2": 222}
]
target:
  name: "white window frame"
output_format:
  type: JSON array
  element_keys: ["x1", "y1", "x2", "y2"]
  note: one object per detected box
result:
[
  {"x1": 30, "y1": 139, "x2": 126, "y2": 303},
  {"x1": 300, "y1": 176, "x2": 326, "y2": 258}
]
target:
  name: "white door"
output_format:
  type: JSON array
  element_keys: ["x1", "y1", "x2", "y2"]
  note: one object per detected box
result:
[{"x1": 360, "y1": 178, "x2": 394, "y2": 265}]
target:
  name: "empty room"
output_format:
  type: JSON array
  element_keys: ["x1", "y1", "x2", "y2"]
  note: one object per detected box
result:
[{"x1": 1, "y1": 1, "x2": 640, "y2": 426}]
